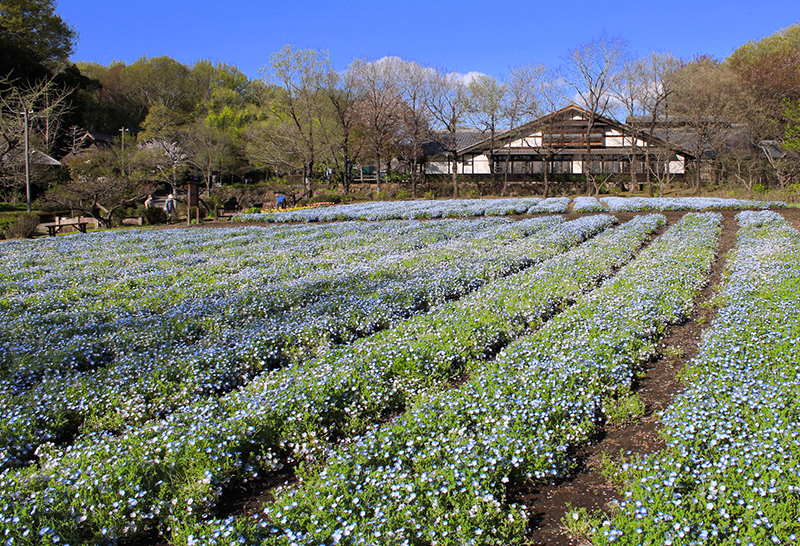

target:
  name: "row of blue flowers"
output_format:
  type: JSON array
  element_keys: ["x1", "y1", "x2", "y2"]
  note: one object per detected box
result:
[
  {"x1": 1, "y1": 217, "x2": 572, "y2": 471},
  {"x1": 596, "y1": 210, "x2": 800, "y2": 545},
  {"x1": 233, "y1": 196, "x2": 785, "y2": 223},
  {"x1": 168, "y1": 213, "x2": 721, "y2": 545},
  {"x1": 0, "y1": 215, "x2": 621, "y2": 544}
]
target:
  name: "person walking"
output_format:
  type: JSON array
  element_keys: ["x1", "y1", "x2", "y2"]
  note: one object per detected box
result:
[{"x1": 164, "y1": 194, "x2": 176, "y2": 222}]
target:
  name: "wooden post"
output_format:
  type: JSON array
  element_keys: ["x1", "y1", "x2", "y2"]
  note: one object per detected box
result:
[{"x1": 187, "y1": 183, "x2": 199, "y2": 227}]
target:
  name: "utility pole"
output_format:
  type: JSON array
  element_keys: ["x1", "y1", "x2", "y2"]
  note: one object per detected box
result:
[
  {"x1": 119, "y1": 127, "x2": 129, "y2": 176},
  {"x1": 22, "y1": 109, "x2": 33, "y2": 213}
]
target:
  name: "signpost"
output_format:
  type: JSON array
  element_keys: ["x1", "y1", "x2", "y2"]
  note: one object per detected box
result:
[{"x1": 187, "y1": 183, "x2": 200, "y2": 226}]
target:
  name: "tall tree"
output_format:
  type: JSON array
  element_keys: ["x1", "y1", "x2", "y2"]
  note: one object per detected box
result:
[
  {"x1": 261, "y1": 45, "x2": 332, "y2": 197},
  {"x1": 350, "y1": 57, "x2": 406, "y2": 194},
  {"x1": 728, "y1": 23, "x2": 800, "y2": 126},
  {"x1": 758, "y1": 99, "x2": 800, "y2": 191},
  {"x1": 318, "y1": 67, "x2": 364, "y2": 195},
  {"x1": 0, "y1": 0, "x2": 76, "y2": 71},
  {"x1": 562, "y1": 34, "x2": 628, "y2": 195},
  {"x1": 139, "y1": 104, "x2": 188, "y2": 192},
  {"x1": 124, "y1": 56, "x2": 197, "y2": 115},
  {"x1": 0, "y1": 73, "x2": 70, "y2": 202},
  {"x1": 614, "y1": 51, "x2": 681, "y2": 195},
  {"x1": 396, "y1": 59, "x2": 432, "y2": 198},
  {"x1": 184, "y1": 120, "x2": 233, "y2": 195},
  {"x1": 504, "y1": 63, "x2": 552, "y2": 196},
  {"x1": 467, "y1": 74, "x2": 507, "y2": 192},
  {"x1": 425, "y1": 68, "x2": 469, "y2": 198},
  {"x1": 668, "y1": 57, "x2": 746, "y2": 193}
]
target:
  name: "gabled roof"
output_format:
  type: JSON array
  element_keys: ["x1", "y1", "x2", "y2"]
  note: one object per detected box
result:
[
  {"x1": 2, "y1": 149, "x2": 61, "y2": 167},
  {"x1": 457, "y1": 104, "x2": 694, "y2": 159},
  {"x1": 85, "y1": 131, "x2": 115, "y2": 145},
  {"x1": 423, "y1": 130, "x2": 485, "y2": 156}
]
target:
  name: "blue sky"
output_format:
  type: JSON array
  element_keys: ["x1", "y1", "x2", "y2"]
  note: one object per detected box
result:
[{"x1": 57, "y1": 0, "x2": 799, "y2": 79}]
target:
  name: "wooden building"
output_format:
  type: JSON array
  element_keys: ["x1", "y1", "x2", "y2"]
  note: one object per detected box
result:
[{"x1": 424, "y1": 105, "x2": 694, "y2": 183}]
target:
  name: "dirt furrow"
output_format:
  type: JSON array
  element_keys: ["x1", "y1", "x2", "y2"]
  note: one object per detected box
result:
[{"x1": 515, "y1": 210, "x2": 739, "y2": 546}]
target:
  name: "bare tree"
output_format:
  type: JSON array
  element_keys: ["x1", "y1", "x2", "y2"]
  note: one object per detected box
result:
[
  {"x1": 349, "y1": 57, "x2": 407, "y2": 194},
  {"x1": 506, "y1": 65, "x2": 562, "y2": 197},
  {"x1": 667, "y1": 57, "x2": 747, "y2": 193},
  {"x1": 184, "y1": 121, "x2": 233, "y2": 195},
  {"x1": 467, "y1": 74, "x2": 507, "y2": 192},
  {"x1": 318, "y1": 67, "x2": 364, "y2": 195},
  {"x1": 425, "y1": 68, "x2": 469, "y2": 198},
  {"x1": 614, "y1": 52, "x2": 682, "y2": 195},
  {"x1": 396, "y1": 60, "x2": 433, "y2": 198},
  {"x1": 44, "y1": 148, "x2": 153, "y2": 227},
  {"x1": 0, "y1": 74, "x2": 71, "y2": 202},
  {"x1": 562, "y1": 34, "x2": 628, "y2": 195}
]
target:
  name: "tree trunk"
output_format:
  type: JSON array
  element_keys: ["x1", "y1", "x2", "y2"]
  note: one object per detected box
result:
[
  {"x1": 376, "y1": 152, "x2": 382, "y2": 195},
  {"x1": 543, "y1": 156, "x2": 550, "y2": 199},
  {"x1": 451, "y1": 154, "x2": 459, "y2": 198}
]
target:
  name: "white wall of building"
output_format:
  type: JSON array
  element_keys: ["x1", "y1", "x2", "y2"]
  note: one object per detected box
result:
[{"x1": 668, "y1": 158, "x2": 686, "y2": 174}]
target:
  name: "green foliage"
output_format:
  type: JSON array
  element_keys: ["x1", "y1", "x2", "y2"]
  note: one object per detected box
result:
[
  {"x1": 0, "y1": 0, "x2": 76, "y2": 67},
  {"x1": 562, "y1": 503, "x2": 605, "y2": 541},
  {"x1": 785, "y1": 98, "x2": 800, "y2": 150},
  {"x1": 1, "y1": 212, "x2": 39, "y2": 238},
  {"x1": 603, "y1": 390, "x2": 646, "y2": 426},
  {"x1": 728, "y1": 22, "x2": 800, "y2": 104},
  {"x1": 140, "y1": 205, "x2": 166, "y2": 225}
]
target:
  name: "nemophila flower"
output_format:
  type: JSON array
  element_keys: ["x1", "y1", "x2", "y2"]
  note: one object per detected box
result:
[
  {"x1": 601, "y1": 211, "x2": 800, "y2": 544},
  {"x1": 572, "y1": 196, "x2": 606, "y2": 213},
  {"x1": 1, "y1": 214, "x2": 622, "y2": 543},
  {"x1": 186, "y1": 213, "x2": 720, "y2": 545},
  {"x1": 234, "y1": 197, "x2": 549, "y2": 223},
  {"x1": 7, "y1": 209, "x2": 773, "y2": 546},
  {"x1": 600, "y1": 196, "x2": 785, "y2": 212}
]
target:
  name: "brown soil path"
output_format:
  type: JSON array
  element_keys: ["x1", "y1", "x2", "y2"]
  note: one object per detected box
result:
[{"x1": 516, "y1": 210, "x2": 740, "y2": 546}]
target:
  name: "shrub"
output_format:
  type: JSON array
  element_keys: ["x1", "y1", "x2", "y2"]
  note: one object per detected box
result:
[
  {"x1": 2, "y1": 214, "x2": 41, "y2": 239},
  {"x1": 143, "y1": 207, "x2": 167, "y2": 225}
]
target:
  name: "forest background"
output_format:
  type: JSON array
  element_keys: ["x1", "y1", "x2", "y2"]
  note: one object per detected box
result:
[{"x1": 1, "y1": 0, "x2": 800, "y2": 236}]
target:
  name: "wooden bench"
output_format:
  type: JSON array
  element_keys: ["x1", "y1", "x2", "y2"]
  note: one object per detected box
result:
[
  {"x1": 215, "y1": 208, "x2": 239, "y2": 221},
  {"x1": 39, "y1": 217, "x2": 95, "y2": 236}
]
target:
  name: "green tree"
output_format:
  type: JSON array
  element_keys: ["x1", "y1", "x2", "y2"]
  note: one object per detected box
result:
[
  {"x1": 0, "y1": 0, "x2": 76, "y2": 70},
  {"x1": 139, "y1": 104, "x2": 188, "y2": 191},
  {"x1": 125, "y1": 56, "x2": 196, "y2": 114},
  {"x1": 258, "y1": 45, "x2": 333, "y2": 197},
  {"x1": 728, "y1": 22, "x2": 800, "y2": 123}
]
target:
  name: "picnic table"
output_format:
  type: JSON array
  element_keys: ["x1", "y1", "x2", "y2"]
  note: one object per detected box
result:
[{"x1": 39, "y1": 217, "x2": 93, "y2": 236}]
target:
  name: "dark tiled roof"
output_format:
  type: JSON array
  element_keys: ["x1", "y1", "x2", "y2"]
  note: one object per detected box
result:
[{"x1": 424, "y1": 130, "x2": 486, "y2": 156}]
